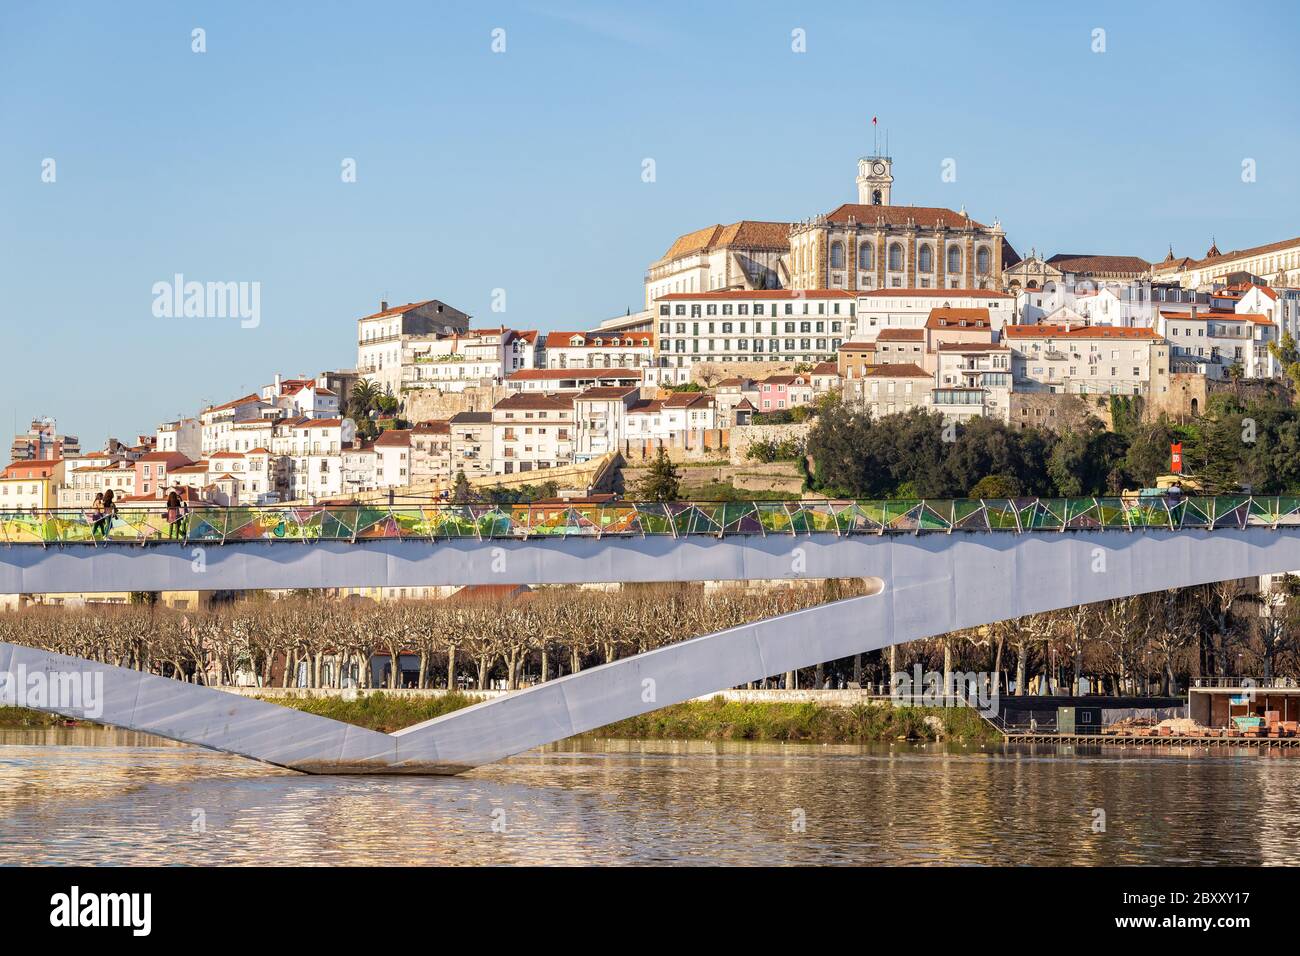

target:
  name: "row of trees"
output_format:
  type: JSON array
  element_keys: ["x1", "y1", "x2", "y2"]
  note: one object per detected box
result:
[
  {"x1": 805, "y1": 391, "x2": 1300, "y2": 499},
  {"x1": 882, "y1": 578, "x2": 1300, "y2": 698},
  {"x1": 4, "y1": 576, "x2": 1298, "y2": 696},
  {"x1": 0, "y1": 584, "x2": 849, "y2": 692}
]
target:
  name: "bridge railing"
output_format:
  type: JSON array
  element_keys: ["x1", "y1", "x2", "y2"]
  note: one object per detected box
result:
[{"x1": 3, "y1": 496, "x2": 1299, "y2": 546}]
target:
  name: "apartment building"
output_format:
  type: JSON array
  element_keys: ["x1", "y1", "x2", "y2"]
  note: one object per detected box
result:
[
  {"x1": 1155, "y1": 308, "x2": 1277, "y2": 379},
  {"x1": 545, "y1": 331, "x2": 655, "y2": 372},
  {"x1": 933, "y1": 343, "x2": 1013, "y2": 423},
  {"x1": 654, "y1": 289, "x2": 853, "y2": 372},
  {"x1": 374, "y1": 429, "x2": 412, "y2": 489},
  {"x1": 356, "y1": 299, "x2": 471, "y2": 396},
  {"x1": 574, "y1": 386, "x2": 640, "y2": 462},
  {"x1": 155, "y1": 418, "x2": 201, "y2": 460},
  {"x1": 449, "y1": 412, "x2": 493, "y2": 480},
  {"x1": 1003, "y1": 325, "x2": 1169, "y2": 397},
  {"x1": 854, "y1": 288, "x2": 1013, "y2": 339},
  {"x1": 0, "y1": 458, "x2": 65, "y2": 510},
  {"x1": 410, "y1": 422, "x2": 452, "y2": 485},
  {"x1": 403, "y1": 328, "x2": 533, "y2": 393},
  {"x1": 848, "y1": 364, "x2": 934, "y2": 418},
  {"x1": 491, "y1": 394, "x2": 574, "y2": 475}
]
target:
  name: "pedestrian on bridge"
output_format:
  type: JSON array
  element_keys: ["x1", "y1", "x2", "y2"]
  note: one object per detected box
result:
[{"x1": 166, "y1": 490, "x2": 183, "y2": 540}]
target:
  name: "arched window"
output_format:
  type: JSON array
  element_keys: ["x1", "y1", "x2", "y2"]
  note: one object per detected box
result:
[
  {"x1": 858, "y1": 242, "x2": 873, "y2": 271},
  {"x1": 947, "y1": 246, "x2": 962, "y2": 274},
  {"x1": 830, "y1": 241, "x2": 845, "y2": 269},
  {"x1": 888, "y1": 242, "x2": 904, "y2": 271},
  {"x1": 976, "y1": 246, "x2": 991, "y2": 275},
  {"x1": 918, "y1": 244, "x2": 933, "y2": 273}
]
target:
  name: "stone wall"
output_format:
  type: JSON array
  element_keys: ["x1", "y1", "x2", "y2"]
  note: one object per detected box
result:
[
  {"x1": 728, "y1": 421, "x2": 812, "y2": 465},
  {"x1": 620, "y1": 430, "x2": 729, "y2": 464},
  {"x1": 1148, "y1": 373, "x2": 1209, "y2": 421},
  {"x1": 1008, "y1": 393, "x2": 1103, "y2": 433},
  {"x1": 404, "y1": 384, "x2": 508, "y2": 423}
]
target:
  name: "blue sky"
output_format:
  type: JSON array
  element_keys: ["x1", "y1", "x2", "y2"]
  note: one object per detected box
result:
[{"x1": 2, "y1": 0, "x2": 1298, "y2": 445}]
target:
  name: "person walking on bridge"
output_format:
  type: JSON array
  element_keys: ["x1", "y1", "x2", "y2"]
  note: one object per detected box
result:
[
  {"x1": 89, "y1": 492, "x2": 106, "y2": 540},
  {"x1": 100, "y1": 489, "x2": 117, "y2": 540},
  {"x1": 165, "y1": 489, "x2": 183, "y2": 540}
]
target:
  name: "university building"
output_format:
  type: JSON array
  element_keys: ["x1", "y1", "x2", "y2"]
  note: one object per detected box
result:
[{"x1": 653, "y1": 289, "x2": 853, "y2": 371}]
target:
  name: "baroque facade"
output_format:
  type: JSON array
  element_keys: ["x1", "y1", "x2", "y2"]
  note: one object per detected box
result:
[{"x1": 788, "y1": 156, "x2": 1014, "y2": 293}]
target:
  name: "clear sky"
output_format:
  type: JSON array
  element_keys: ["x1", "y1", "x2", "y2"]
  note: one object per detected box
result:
[{"x1": 2, "y1": 0, "x2": 1298, "y2": 446}]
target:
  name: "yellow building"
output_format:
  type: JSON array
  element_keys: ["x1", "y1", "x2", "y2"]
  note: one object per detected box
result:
[{"x1": 0, "y1": 458, "x2": 65, "y2": 510}]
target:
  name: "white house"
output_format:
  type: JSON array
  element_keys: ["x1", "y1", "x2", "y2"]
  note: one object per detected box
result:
[{"x1": 491, "y1": 394, "x2": 575, "y2": 475}]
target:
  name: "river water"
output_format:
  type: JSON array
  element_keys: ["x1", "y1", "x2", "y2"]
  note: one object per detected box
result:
[{"x1": 2, "y1": 727, "x2": 1298, "y2": 865}]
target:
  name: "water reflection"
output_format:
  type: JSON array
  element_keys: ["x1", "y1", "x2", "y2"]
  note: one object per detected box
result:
[{"x1": 1, "y1": 728, "x2": 1298, "y2": 865}]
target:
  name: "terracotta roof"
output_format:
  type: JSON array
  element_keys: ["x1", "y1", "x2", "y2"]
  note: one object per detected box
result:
[
  {"x1": 413, "y1": 421, "x2": 451, "y2": 435},
  {"x1": 661, "y1": 220, "x2": 791, "y2": 261},
  {"x1": 876, "y1": 328, "x2": 925, "y2": 342},
  {"x1": 662, "y1": 392, "x2": 715, "y2": 409},
  {"x1": 840, "y1": 341, "x2": 878, "y2": 351},
  {"x1": 627, "y1": 399, "x2": 664, "y2": 415},
  {"x1": 1155, "y1": 235, "x2": 1300, "y2": 272},
  {"x1": 1003, "y1": 325, "x2": 1163, "y2": 340},
  {"x1": 209, "y1": 451, "x2": 244, "y2": 459},
  {"x1": 359, "y1": 300, "x2": 435, "y2": 321},
  {"x1": 545, "y1": 331, "x2": 653, "y2": 348},
  {"x1": 813, "y1": 361, "x2": 839, "y2": 375},
  {"x1": 374, "y1": 429, "x2": 412, "y2": 446},
  {"x1": 860, "y1": 288, "x2": 1012, "y2": 299},
  {"x1": 575, "y1": 386, "x2": 640, "y2": 400},
  {"x1": 494, "y1": 393, "x2": 575, "y2": 412},
  {"x1": 1, "y1": 460, "x2": 60, "y2": 478},
  {"x1": 203, "y1": 393, "x2": 263, "y2": 414},
  {"x1": 822, "y1": 204, "x2": 986, "y2": 229},
  {"x1": 926, "y1": 307, "x2": 992, "y2": 329},
  {"x1": 1044, "y1": 254, "x2": 1151, "y2": 275},
  {"x1": 1158, "y1": 309, "x2": 1265, "y2": 323},
  {"x1": 658, "y1": 289, "x2": 855, "y2": 301},
  {"x1": 862, "y1": 363, "x2": 931, "y2": 378}
]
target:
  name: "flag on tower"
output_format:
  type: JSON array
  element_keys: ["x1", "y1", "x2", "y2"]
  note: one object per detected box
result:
[{"x1": 872, "y1": 116, "x2": 878, "y2": 125}]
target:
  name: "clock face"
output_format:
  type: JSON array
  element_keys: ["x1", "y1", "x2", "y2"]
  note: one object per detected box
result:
[{"x1": 873, "y1": 162, "x2": 885, "y2": 175}]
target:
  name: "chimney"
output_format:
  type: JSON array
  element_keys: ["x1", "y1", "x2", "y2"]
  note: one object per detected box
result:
[
  {"x1": 380, "y1": 299, "x2": 389, "y2": 313},
  {"x1": 273, "y1": 372, "x2": 281, "y2": 393},
  {"x1": 1189, "y1": 306, "x2": 1198, "y2": 320}
]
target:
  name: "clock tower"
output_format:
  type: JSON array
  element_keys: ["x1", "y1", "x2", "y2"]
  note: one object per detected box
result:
[{"x1": 856, "y1": 155, "x2": 893, "y2": 206}]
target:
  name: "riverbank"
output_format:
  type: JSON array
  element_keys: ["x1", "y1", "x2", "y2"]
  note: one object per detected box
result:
[
  {"x1": 0, "y1": 707, "x2": 65, "y2": 728},
  {"x1": 1, "y1": 696, "x2": 1000, "y2": 743}
]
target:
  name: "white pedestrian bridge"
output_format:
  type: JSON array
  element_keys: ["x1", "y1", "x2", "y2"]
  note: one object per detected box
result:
[{"x1": 4, "y1": 497, "x2": 1300, "y2": 773}]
